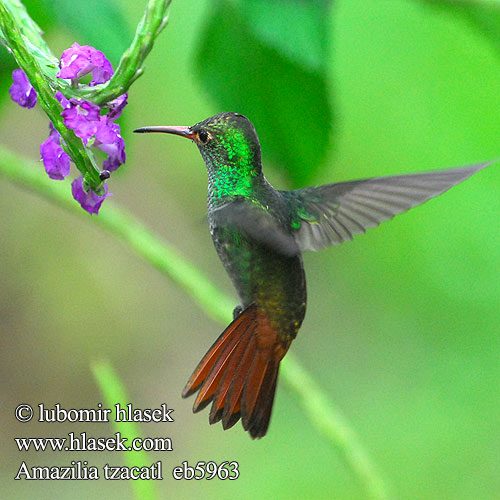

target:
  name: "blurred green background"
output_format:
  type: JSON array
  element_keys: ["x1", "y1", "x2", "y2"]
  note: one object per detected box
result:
[{"x1": 1, "y1": 0, "x2": 499, "y2": 499}]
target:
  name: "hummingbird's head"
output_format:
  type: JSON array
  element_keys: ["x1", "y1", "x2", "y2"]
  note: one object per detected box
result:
[{"x1": 134, "y1": 112, "x2": 262, "y2": 179}]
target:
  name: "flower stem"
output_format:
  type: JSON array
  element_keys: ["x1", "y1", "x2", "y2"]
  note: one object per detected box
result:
[
  {"x1": 0, "y1": 0, "x2": 172, "y2": 190},
  {"x1": 0, "y1": 0, "x2": 59, "y2": 76},
  {"x1": 0, "y1": 146, "x2": 392, "y2": 500},
  {"x1": 81, "y1": 0, "x2": 172, "y2": 105},
  {"x1": 91, "y1": 360, "x2": 157, "y2": 500},
  {"x1": 0, "y1": 0, "x2": 102, "y2": 189}
]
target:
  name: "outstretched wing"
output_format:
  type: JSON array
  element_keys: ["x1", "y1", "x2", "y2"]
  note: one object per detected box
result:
[{"x1": 286, "y1": 162, "x2": 490, "y2": 252}]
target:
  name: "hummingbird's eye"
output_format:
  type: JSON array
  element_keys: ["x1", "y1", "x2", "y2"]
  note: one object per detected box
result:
[{"x1": 197, "y1": 129, "x2": 210, "y2": 144}]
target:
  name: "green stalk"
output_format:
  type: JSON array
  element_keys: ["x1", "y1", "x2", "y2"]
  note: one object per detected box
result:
[
  {"x1": 92, "y1": 360, "x2": 157, "y2": 500},
  {"x1": 0, "y1": 0, "x2": 58, "y2": 74},
  {"x1": 0, "y1": 146, "x2": 392, "y2": 500},
  {"x1": 0, "y1": 0, "x2": 171, "y2": 190},
  {"x1": 0, "y1": 0, "x2": 102, "y2": 189},
  {"x1": 81, "y1": 0, "x2": 172, "y2": 105}
]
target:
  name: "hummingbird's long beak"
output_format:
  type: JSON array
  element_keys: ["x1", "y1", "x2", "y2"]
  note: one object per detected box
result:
[{"x1": 133, "y1": 126, "x2": 196, "y2": 140}]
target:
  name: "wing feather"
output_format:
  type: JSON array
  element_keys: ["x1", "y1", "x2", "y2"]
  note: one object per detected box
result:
[{"x1": 286, "y1": 162, "x2": 490, "y2": 251}]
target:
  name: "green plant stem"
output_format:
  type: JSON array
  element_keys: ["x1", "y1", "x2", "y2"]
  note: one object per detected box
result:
[
  {"x1": 81, "y1": 0, "x2": 172, "y2": 105},
  {"x1": 0, "y1": 0, "x2": 58, "y2": 73},
  {"x1": 0, "y1": 0, "x2": 171, "y2": 190},
  {"x1": 283, "y1": 358, "x2": 391, "y2": 500},
  {"x1": 0, "y1": 146, "x2": 392, "y2": 500},
  {"x1": 92, "y1": 360, "x2": 157, "y2": 500},
  {"x1": 0, "y1": 0, "x2": 102, "y2": 189}
]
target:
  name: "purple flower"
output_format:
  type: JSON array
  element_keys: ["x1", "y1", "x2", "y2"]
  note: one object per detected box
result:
[
  {"x1": 71, "y1": 176, "x2": 110, "y2": 215},
  {"x1": 54, "y1": 88, "x2": 127, "y2": 173},
  {"x1": 103, "y1": 145, "x2": 125, "y2": 171},
  {"x1": 19, "y1": 42, "x2": 129, "y2": 213},
  {"x1": 107, "y1": 93, "x2": 128, "y2": 121},
  {"x1": 40, "y1": 125, "x2": 70, "y2": 180},
  {"x1": 94, "y1": 119, "x2": 126, "y2": 171},
  {"x1": 55, "y1": 90, "x2": 70, "y2": 109},
  {"x1": 9, "y1": 69, "x2": 37, "y2": 108},
  {"x1": 61, "y1": 99, "x2": 101, "y2": 140},
  {"x1": 57, "y1": 43, "x2": 113, "y2": 85}
]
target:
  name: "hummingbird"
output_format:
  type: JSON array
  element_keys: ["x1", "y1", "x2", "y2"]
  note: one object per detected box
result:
[{"x1": 134, "y1": 112, "x2": 489, "y2": 439}]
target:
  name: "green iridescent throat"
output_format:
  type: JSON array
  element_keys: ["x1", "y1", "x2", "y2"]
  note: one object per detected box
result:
[{"x1": 203, "y1": 127, "x2": 261, "y2": 202}]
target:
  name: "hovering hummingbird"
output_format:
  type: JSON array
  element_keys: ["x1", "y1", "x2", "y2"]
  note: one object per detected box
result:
[{"x1": 134, "y1": 112, "x2": 489, "y2": 439}]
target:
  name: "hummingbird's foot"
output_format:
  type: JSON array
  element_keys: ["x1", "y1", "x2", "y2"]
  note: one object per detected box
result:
[{"x1": 233, "y1": 305, "x2": 243, "y2": 320}]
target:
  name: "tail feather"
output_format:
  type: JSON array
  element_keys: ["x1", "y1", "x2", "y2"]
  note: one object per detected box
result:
[
  {"x1": 247, "y1": 369, "x2": 279, "y2": 438},
  {"x1": 182, "y1": 306, "x2": 255, "y2": 400},
  {"x1": 241, "y1": 353, "x2": 269, "y2": 429},
  {"x1": 182, "y1": 310, "x2": 253, "y2": 399},
  {"x1": 192, "y1": 325, "x2": 248, "y2": 412},
  {"x1": 209, "y1": 331, "x2": 253, "y2": 424},
  {"x1": 182, "y1": 303, "x2": 289, "y2": 439},
  {"x1": 221, "y1": 337, "x2": 256, "y2": 429}
]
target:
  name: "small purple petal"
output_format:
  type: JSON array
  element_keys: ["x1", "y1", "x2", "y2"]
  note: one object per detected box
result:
[
  {"x1": 95, "y1": 116, "x2": 117, "y2": 144},
  {"x1": 107, "y1": 93, "x2": 128, "y2": 121},
  {"x1": 57, "y1": 42, "x2": 113, "y2": 85},
  {"x1": 103, "y1": 152, "x2": 125, "y2": 172},
  {"x1": 57, "y1": 43, "x2": 94, "y2": 80},
  {"x1": 71, "y1": 176, "x2": 110, "y2": 215},
  {"x1": 61, "y1": 100, "x2": 101, "y2": 139},
  {"x1": 40, "y1": 130, "x2": 70, "y2": 180},
  {"x1": 89, "y1": 58, "x2": 113, "y2": 86},
  {"x1": 55, "y1": 91, "x2": 70, "y2": 109},
  {"x1": 48, "y1": 121, "x2": 58, "y2": 137},
  {"x1": 94, "y1": 120, "x2": 126, "y2": 171},
  {"x1": 9, "y1": 69, "x2": 37, "y2": 109}
]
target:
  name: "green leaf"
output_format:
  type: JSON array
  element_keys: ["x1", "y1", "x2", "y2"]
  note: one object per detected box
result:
[
  {"x1": 22, "y1": 0, "x2": 58, "y2": 33},
  {"x1": 236, "y1": 0, "x2": 332, "y2": 73},
  {"x1": 422, "y1": 0, "x2": 500, "y2": 57},
  {"x1": 50, "y1": 0, "x2": 131, "y2": 66},
  {"x1": 5, "y1": 0, "x2": 130, "y2": 67},
  {"x1": 196, "y1": 0, "x2": 333, "y2": 186}
]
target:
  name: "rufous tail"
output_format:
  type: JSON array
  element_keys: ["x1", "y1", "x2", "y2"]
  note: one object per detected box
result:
[{"x1": 182, "y1": 304, "x2": 289, "y2": 439}]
